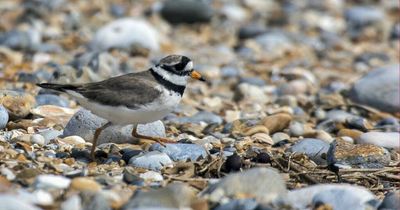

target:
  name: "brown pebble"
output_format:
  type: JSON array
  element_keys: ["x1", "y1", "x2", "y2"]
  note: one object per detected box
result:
[
  {"x1": 0, "y1": 90, "x2": 35, "y2": 120},
  {"x1": 337, "y1": 129, "x2": 363, "y2": 140},
  {"x1": 261, "y1": 113, "x2": 292, "y2": 134},
  {"x1": 70, "y1": 177, "x2": 101, "y2": 192}
]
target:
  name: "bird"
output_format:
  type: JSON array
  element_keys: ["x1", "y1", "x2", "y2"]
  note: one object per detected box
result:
[{"x1": 37, "y1": 55, "x2": 206, "y2": 159}]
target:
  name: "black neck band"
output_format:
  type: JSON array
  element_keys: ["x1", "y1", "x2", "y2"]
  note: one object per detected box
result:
[{"x1": 150, "y1": 68, "x2": 185, "y2": 95}]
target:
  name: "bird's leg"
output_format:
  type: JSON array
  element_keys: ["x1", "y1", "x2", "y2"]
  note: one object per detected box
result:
[
  {"x1": 131, "y1": 125, "x2": 176, "y2": 145},
  {"x1": 90, "y1": 122, "x2": 112, "y2": 160}
]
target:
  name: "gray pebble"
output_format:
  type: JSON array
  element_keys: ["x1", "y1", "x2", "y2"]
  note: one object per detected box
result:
[
  {"x1": 129, "y1": 151, "x2": 173, "y2": 171},
  {"x1": 169, "y1": 111, "x2": 223, "y2": 124},
  {"x1": 312, "y1": 189, "x2": 379, "y2": 210},
  {"x1": 30, "y1": 134, "x2": 47, "y2": 146},
  {"x1": 0, "y1": 105, "x2": 9, "y2": 129},
  {"x1": 203, "y1": 168, "x2": 286, "y2": 204},
  {"x1": 289, "y1": 138, "x2": 330, "y2": 165},
  {"x1": 160, "y1": 0, "x2": 213, "y2": 24},
  {"x1": 283, "y1": 184, "x2": 376, "y2": 210},
  {"x1": 36, "y1": 94, "x2": 69, "y2": 107},
  {"x1": 40, "y1": 129, "x2": 63, "y2": 142},
  {"x1": 379, "y1": 190, "x2": 400, "y2": 210},
  {"x1": 357, "y1": 132, "x2": 400, "y2": 149},
  {"x1": 63, "y1": 109, "x2": 108, "y2": 141},
  {"x1": 90, "y1": 18, "x2": 159, "y2": 52},
  {"x1": 150, "y1": 143, "x2": 207, "y2": 161},
  {"x1": 0, "y1": 195, "x2": 41, "y2": 210},
  {"x1": 349, "y1": 64, "x2": 400, "y2": 113}
]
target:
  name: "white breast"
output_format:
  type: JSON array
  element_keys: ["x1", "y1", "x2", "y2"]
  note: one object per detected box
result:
[{"x1": 67, "y1": 86, "x2": 182, "y2": 125}]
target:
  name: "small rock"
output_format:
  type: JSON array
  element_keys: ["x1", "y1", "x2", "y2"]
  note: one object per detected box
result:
[
  {"x1": 239, "y1": 77, "x2": 266, "y2": 87},
  {"x1": 36, "y1": 94, "x2": 69, "y2": 107},
  {"x1": 0, "y1": 105, "x2": 9, "y2": 129},
  {"x1": 70, "y1": 177, "x2": 101, "y2": 192},
  {"x1": 121, "y1": 149, "x2": 142, "y2": 163},
  {"x1": 326, "y1": 109, "x2": 356, "y2": 122},
  {"x1": 91, "y1": 18, "x2": 159, "y2": 52},
  {"x1": 17, "y1": 189, "x2": 54, "y2": 206},
  {"x1": 225, "y1": 153, "x2": 242, "y2": 172},
  {"x1": 337, "y1": 129, "x2": 363, "y2": 140},
  {"x1": 128, "y1": 151, "x2": 173, "y2": 171},
  {"x1": 178, "y1": 111, "x2": 223, "y2": 124},
  {"x1": 203, "y1": 168, "x2": 286, "y2": 203},
  {"x1": 283, "y1": 184, "x2": 377, "y2": 210},
  {"x1": 30, "y1": 134, "x2": 46, "y2": 146},
  {"x1": 272, "y1": 132, "x2": 290, "y2": 144},
  {"x1": 40, "y1": 129, "x2": 62, "y2": 142},
  {"x1": 0, "y1": 195, "x2": 41, "y2": 210},
  {"x1": 238, "y1": 24, "x2": 267, "y2": 39},
  {"x1": 34, "y1": 174, "x2": 71, "y2": 190},
  {"x1": 289, "y1": 138, "x2": 330, "y2": 165},
  {"x1": 63, "y1": 109, "x2": 108, "y2": 141},
  {"x1": 136, "y1": 120, "x2": 166, "y2": 138},
  {"x1": 139, "y1": 171, "x2": 164, "y2": 183},
  {"x1": 150, "y1": 143, "x2": 207, "y2": 161},
  {"x1": 71, "y1": 149, "x2": 91, "y2": 163},
  {"x1": 215, "y1": 199, "x2": 258, "y2": 210},
  {"x1": 379, "y1": 190, "x2": 400, "y2": 210},
  {"x1": 0, "y1": 90, "x2": 36, "y2": 120},
  {"x1": 357, "y1": 132, "x2": 399, "y2": 149},
  {"x1": 349, "y1": 64, "x2": 400, "y2": 113},
  {"x1": 260, "y1": 113, "x2": 292, "y2": 134},
  {"x1": 60, "y1": 136, "x2": 86, "y2": 145},
  {"x1": 312, "y1": 189, "x2": 378, "y2": 210},
  {"x1": 160, "y1": 0, "x2": 213, "y2": 24},
  {"x1": 327, "y1": 138, "x2": 391, "y2": 168},
  {"x1": 31, "y1": 105, "x2": 76, "y2": 126},
  {"x1": 122, "y1": 183, "x2": 195, "y2": 209},
  {"x1": 234, "y1": 83, "x2": 269, "y2": 103},
  {"x1": 61, "y1": 194, "x2": 82, "y2": 210},
  {"x1": 80, "y1": 191, "x2": 112, "y2": 210}
]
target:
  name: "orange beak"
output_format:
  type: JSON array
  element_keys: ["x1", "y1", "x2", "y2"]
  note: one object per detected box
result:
[{"x1": 190, "y1": 70, "x2": 206, "y2": 82}]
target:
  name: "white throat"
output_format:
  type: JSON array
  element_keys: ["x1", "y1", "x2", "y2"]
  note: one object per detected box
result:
[{"x1": 152, "y1": 66, "x2": 188, "y2": 86}]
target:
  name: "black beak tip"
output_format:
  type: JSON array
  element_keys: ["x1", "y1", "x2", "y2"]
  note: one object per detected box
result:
[{"x1": 199, "y1": 77, "x2": 206, "y2": 82}]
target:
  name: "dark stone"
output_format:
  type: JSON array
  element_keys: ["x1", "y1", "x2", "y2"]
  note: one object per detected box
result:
[
  {"x1": 55, "y1": 152, "x2": 69, "y2": 159},
  {"x1": 121, "y1": 149, "x2": 142, "y2": 163},
  {"x1": 160, "y1": 0, "x2": 213, "y2": 24},
  {"x1": 225, "y1": 153, "x2": 242, "y2": 172},
  {"x1": 71, "y1": 149, "x2": 91, "y2": 163}
]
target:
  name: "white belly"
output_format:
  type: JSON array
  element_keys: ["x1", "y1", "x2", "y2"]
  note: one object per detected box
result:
[{"x1": 67, "y1": 87, "x2": 182, "y2": 125}]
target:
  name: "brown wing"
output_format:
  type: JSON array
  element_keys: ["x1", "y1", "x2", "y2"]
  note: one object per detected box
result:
[{"x1": 76, "y1": 71, "x2": 161, "y2": 109}]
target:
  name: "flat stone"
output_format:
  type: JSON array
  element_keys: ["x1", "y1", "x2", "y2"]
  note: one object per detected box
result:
[
  {"x1": 357, "y1": 132, "x2": 399, "y2": 149},
  {"x1": 91, "y1": 18, "x2": 159, "y2": 52},
  {"x1": 63, "y1": 109, "x2": 107, "y2": 141},
  {"x1": 36, "y1": 94, "x2": 69, "y2": 107},
  {"x1": 80, "y1": 191, "x2": 112, "y2": 210},
  {"x1": 160, "y1": 0, "x2": 213, "y2": 24},
  {"x1": 150, "y1": 143, "x2": 207, "y2": 161},
  {"x1": 282, "y1": 184, "x2": 377, "y2": 210},
  {"x1": 289, "y1": 138, "x2": 330, "y2": 165},
  {"x1": 122, "y1": 183, "x2": 195, "y2": 209},
  {"x1": 203, "y1": 168, "x2": 286, "y2": 204},
  {"x1": 349, "y1": 64, "x2": 400, "y2": 113},
  {"x1": 33, "y1": 174, "x2": 71, "y2": 190},
  {"x1": 70, "y1": 177, "x2": 101, "y2": 192},
  {"x1": 327, "y1": 138, "x2": 390, "y2": 168},
  {"x1": 60, "y1": 135, "x2": 86, "y2": 145},
  {"x1": 128, "y1": 151, "x2": 173, "y2": 171},
  {"x1": 61, "y1": 194, "x2": 82, "y2": 210},
  {"x1": 0, "y1": 90, "x2": 36, "y2": 120},
  {"x1": 0, "y1": 195, "x2": 41, "y2": 210},
  {"x1": 260, "y1": 113, "x2": 292, "y2": 134}
]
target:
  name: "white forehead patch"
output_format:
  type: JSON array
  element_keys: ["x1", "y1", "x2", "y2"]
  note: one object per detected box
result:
[{"x1": 184, "y1": 61, "x2": 193, "y2": 71}]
